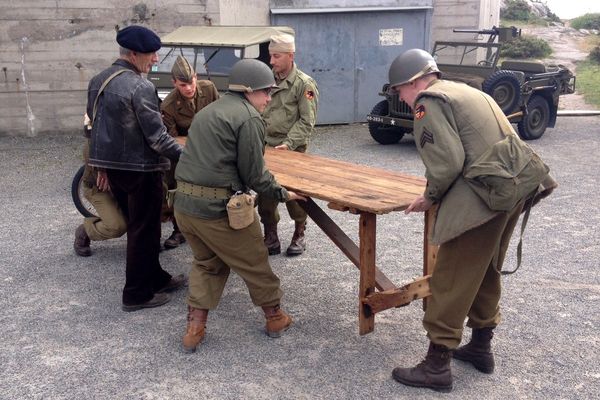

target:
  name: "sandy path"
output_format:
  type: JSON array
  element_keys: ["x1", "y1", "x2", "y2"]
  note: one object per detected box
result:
[{"x1": 524, "y1": 25, "x2": 595, "y2": 110}]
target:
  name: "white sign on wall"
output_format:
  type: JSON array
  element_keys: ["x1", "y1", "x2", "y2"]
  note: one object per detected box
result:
[{"x1": 379, "y1": 28, "x2": 403, "y2": 46}]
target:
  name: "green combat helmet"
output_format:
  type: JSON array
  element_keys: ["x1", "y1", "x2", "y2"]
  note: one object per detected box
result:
[
  {"x1": 228, "y1": 59, "x2": 276, "y2": 92},
  {"x1": 388, "y1": 48, "x2": 441, "y2": 88}
]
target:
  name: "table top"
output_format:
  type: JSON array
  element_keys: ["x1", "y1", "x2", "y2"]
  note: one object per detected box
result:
[{"x1": 264, "y1": 147, "x2": 426, "y2": 215}]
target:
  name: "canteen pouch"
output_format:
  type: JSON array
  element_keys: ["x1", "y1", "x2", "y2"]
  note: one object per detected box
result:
[
  {"x1": 226, "y1": 192, "x2": 256, "y2": 230},
  {"x1": 464, "y1": 135, "x2": 550, "y2": 211}
]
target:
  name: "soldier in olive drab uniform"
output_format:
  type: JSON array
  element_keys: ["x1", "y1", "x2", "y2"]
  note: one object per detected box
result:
[
  {"x1": 259, "y1": 33, "x2": 319, "y2": 256},
  {"x1": 174, "y1": 59, "x2": 306, "y2": 353},
  {"x1": 386, "y1": 49, "x2": 556, "y2": 392},
  {"x1": 160, "y1": 56, "x2": 219, "y2": 249},
  {"x1": 74, "y1": 114, "x2": 127, "y2": 257}
]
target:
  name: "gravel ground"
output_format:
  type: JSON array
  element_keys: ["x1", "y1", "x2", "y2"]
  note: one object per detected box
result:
[{"x1": 0, "y1": 117, "x2": 599, "y2": 399}]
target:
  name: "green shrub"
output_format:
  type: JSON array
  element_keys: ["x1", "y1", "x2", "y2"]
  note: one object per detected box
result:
[
  {"x1": 570, "y1": 13, "x2": 600, "y2": 30},
  {"x1": 590, "y1": 46, "x2": 600, "y2": 64},
  {"x1": 500, "y1": 35, "x2": 552, "y2": 58},
  {"x1": 501, "y1": 0, "x2": 532, "y2": 21}
]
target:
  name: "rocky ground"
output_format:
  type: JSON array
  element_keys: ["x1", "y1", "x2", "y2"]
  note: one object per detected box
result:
[{"x1": 522, "y1": 24, "x2": 597, "y2": 110}]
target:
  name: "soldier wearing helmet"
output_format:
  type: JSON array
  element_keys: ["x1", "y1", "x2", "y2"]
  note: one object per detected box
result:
[
  {"x1": 388, "y1": 49, "x2": 554, "y2": 392},
  {"x1": 173, "y1": 59, "x2": 306, "y2": 353},
  {"x1": 160, "y1": 56, "x2": 219, "y2": 249}
]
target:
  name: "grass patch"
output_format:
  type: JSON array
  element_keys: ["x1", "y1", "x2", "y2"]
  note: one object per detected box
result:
[{"x1": 575, "y1": 60, "x2": 600, "y2": 108}]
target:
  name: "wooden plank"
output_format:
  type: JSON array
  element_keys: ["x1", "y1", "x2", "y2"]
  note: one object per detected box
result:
[
  {"x1": 299, "y1": 198, "x2": 396, "y2": 292},
  {"x1": 363, "y1": 275, "x2": 432, "y2": 314},
  {"x1": 265, "y1": 148, "x2": 426, "y2": 214},
  {"x1": 358, "y1": 212, "x2": 377, "y2": 335}
]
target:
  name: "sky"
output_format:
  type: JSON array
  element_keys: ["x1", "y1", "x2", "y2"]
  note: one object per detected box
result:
[{"x1": 543, "y1": 0, "x2": 600, "y2": 20}]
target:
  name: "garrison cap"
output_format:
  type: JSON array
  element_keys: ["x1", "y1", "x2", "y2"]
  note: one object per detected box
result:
[
  {"x1": 116, "y1": 25, "x2": 161, "y2": 53},
  {"x1": 171, "y1": 56, "x2": 196, "y2": 82},
  {"x1": 268, "y1": 34, "x2": 295, "y2": 53}
]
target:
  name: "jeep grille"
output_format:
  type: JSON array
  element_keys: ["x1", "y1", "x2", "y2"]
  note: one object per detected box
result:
[{"x1": 390, "y1": 97, "x2": 413, "y2": 118}]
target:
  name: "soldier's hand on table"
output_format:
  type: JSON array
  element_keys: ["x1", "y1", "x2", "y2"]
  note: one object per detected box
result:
[
  {"x1": 274, "y1": 144, "x2": 289, "y2": 150},
  {"x1": 96, "y1": 169, "x2": 111, "y2": 192},
  {"x1": 404, "y1": 195, "x2": 433, "y2": 214},
  {"x1": 287, "y1": 191, "x2": 307, "y2": 202}
]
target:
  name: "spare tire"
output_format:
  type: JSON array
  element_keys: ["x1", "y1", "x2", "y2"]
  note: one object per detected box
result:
[
  {"x1": 482, "y1": 70, "x2": 522, "y2": 114},
  {"x1": 368, "y1": 100, "x2": 410, "y2": 145}
]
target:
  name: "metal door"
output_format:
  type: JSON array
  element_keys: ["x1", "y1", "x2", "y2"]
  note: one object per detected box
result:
[{"x1": 272, "y1": 9, "x2": 431, "y2": 124}]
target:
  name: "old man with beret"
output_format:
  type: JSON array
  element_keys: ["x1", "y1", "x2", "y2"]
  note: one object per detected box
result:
[
  {"x1": 160, "y1": 56, "x2": 219, "y2": 249},
  {"x1": 259, "y1": 33, "x2": 319, "y2": 257},
  {"x1": 87, "y1": 25, "x2": 186, "y2": 312}
]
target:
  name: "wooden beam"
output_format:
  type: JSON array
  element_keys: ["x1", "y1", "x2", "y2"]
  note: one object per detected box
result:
[
  {"x1": 359, "y1": 212, "x2": 376, "y2": 335},
  {"x1": 423, "y1": 205, "x2": 438, "y2": 311},
  {"x1": 299, "y1": 198, "x2": 396, "y2": 291},
  {"x1": 363, "y1": 275, "x2": 432, "y2": 314}
]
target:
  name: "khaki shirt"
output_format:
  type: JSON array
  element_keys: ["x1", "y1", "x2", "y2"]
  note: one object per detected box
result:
[
  {"x1": 174, "y1": 92, "x2": 289, "y2": 220},
  {"x1": 160, "y1": 80, "x2": 219, "y2": 137},
  {"x1": 262, "y1": 64, "x2": 318, "y2": 151}
]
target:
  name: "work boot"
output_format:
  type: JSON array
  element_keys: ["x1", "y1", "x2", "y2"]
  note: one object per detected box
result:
[
  {"x1": 286, "y1": 221, "x2": 306, "y2": 256},
  {"x1": 262, "y1": 305, "x2": 292, "y2": 338},
  {"x1": 164, "y1": 223, "x2": 186, "y2": 249},
  {"x1": 74, "y1": 224, "x2": 91, "y2": 257},
  {"x1": 453, "y1": 327, "x2": 495, "y2": 373},
  {"x1": 263, "y1": 223, "x2": 281, "y2": 255},
  {"x1": 182, "y1": 306, "x2": 208, "y2": 353},
  {"x1": 392, "y1": 342, "x2": 453, "y2": 392}
]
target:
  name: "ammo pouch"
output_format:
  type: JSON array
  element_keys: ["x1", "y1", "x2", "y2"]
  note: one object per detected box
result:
[
  {"x1": 464, "y1": 134, "x2": 549, "y2": 211},
  {"x1": 226, "y1": 192, "x2": 256, "y2": 230}
]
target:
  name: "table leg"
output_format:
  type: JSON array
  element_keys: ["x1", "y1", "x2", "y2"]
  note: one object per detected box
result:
[
  {"x1": 359, "y1": 212, "x2": 376, "y2": 335},
  {"x1": 423, "y1": 205, "x2": 438, "y2": 310}
]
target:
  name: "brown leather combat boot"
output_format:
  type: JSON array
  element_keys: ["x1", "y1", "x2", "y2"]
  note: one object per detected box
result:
[
  {"x1": 453, "y1": 327, "x2": 495, "y2": 373},
  {"x1": 164, "y1": 221, "x2": 186, "y2": 249},
  {"x1": 263, "y1": 223, "x2": 281, "y2": 255},
  {"x1": 182, "y1": 307, "x2": 208, "y2": 353},
  {"x1": 286, "y1": 221, "x2": 306, "y2": 256},
  {"x1": 262, "y1": 305, "x2": 292, "y2": 338},
  {"x1": 74, "y1": 224, "x2": 91, "y2": 257},
  {"x1": 392, "y1": 342, "x2": 453, "y2": 392}
]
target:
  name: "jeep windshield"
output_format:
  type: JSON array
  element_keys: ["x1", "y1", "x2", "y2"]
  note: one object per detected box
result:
[
  {"x1": 152, "y1": 46, "x2": 241, "y2": 76},
  {"x1": 432, "y1": 42, "x2": 500, "y2": 68}
]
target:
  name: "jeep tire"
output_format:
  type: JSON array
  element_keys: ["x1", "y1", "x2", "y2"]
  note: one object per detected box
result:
[
  {"x1": 518, "y1": 94, "x2": 550, "y2": 140},
  {"x1": 368, "y1": 100, "x2": 409, "y2": 145},
  {"x1": 482, "y1": 70, "x2": 522, "y2": 114}
]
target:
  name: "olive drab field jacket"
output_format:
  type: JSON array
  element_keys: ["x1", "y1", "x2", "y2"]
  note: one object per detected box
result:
[
  {"x1": 262, "y1": 64, "x2": 318, "y2": 151},
  {"x1": 174, "y1": 92, "x2": 289, "y2": 220},
  {"x1": 412, "y1": 79, "x2": 553, "y2": 244}
]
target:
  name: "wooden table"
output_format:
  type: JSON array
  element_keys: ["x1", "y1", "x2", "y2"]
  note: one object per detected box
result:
[{"x1": 264, "y1": 147, "x2": 437, "y2": 335}]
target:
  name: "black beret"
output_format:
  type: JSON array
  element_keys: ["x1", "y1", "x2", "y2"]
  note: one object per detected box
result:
[{"x1": 116, "y1": 25, "x2": 161, "y2": 53}]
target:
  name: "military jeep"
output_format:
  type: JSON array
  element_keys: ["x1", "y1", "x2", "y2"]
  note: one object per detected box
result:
[
  {"x1": 366, "y1": 26, "x2": 576, "y2": 144},
  {"x1": 148, "y1": 25, "x2": 294, "y2": 99}
]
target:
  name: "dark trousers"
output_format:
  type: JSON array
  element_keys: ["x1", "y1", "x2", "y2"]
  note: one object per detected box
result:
[{"x1": 107, "y1": 169, "x2": 172, "y2": 305}]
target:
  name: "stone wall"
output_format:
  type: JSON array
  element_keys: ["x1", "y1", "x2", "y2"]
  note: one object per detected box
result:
[
  {"x1": 432, "y1": 0, "x2": 500, "y2": 45},
  {"x1": 0, "y1": 0, "x2": 222, "y2": 136}
]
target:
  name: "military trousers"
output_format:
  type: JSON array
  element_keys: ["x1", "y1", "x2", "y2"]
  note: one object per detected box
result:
[
  {"x1": 257, "y1": 196, "x2": 307, "y2": 225},
  {"x1": 82, "y1": 184, "x2": 127, "y2": 241},
  {"x1": 423, "y1": 201, "x2": 524, "y2": 349},
  {"x1": 175, "y1": 210, "x2": 283, "y2": 310}
]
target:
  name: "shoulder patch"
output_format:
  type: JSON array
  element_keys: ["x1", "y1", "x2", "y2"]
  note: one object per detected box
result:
[
  {"x1": 415, "y1": 104, "x2": 426, "y2": 120},
  {"x1": 420, "y1": 127, "x2": 434, "y2": 148},
  {"x1": 305, "y1": 89, "x2": 315, "y2": 101}
]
